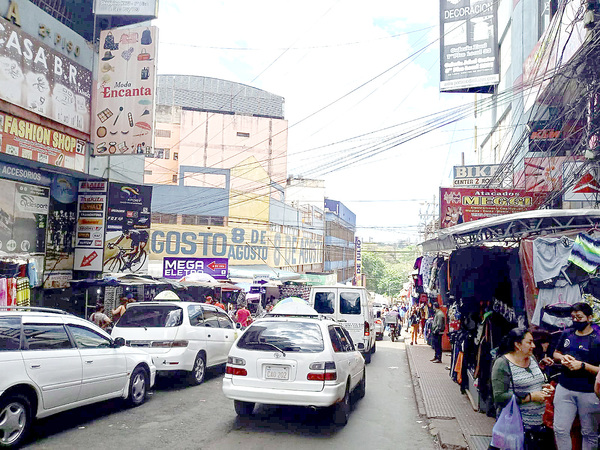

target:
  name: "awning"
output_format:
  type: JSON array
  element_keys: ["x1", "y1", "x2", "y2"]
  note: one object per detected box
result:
[
  {"x1": 228, "y1": 265, "x2": 301, "y2": 281},
  {"x1": 421, "y1": 209, "x2": 600, "y2": 253}
]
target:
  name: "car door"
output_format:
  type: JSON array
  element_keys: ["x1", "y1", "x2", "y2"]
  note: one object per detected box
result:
[
  {"x1": 21, "y1": 318, "x2": 82, "y2": 410},
  {"x1": 338, "y1": 290, "x2": 364, "y2": 350},
  {"x1": 201, "y1": 308, "x2": 222, "y2": 366},
  {"x1": 340, "y1": 327, "x2": 363, "y2": 388},
  {"x1": 216, "y1": 311, "x2": 236, "y2": 362},
  {"x1": 329, "y1": 325, "x2": 351, "y2": 382},
  {"x1": 67, "y1": 323, "x2": 127, "y2": 401}
]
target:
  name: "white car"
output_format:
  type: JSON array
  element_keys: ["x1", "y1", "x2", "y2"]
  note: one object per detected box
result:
[
  {"x1": 222, "y1": 305, "x2": 366, "y2": 426},
  {"x1": 0, "y1": 306, "x2": 155, "y2": 449},
  {"x1": 374, "y1": 317, "x2": 384, "y2": 340},
  {"x1": 111, "y1": 299, "x2": 238, "y2": 385}
]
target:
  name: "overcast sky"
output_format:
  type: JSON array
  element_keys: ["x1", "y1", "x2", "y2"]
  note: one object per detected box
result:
[{"x1": 154, "y1": 1, "x2": 476, "y2": 243}]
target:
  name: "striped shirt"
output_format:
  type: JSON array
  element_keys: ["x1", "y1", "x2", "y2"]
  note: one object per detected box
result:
[{"x1": 507, "y1": 358, "x2": 545, "y2": 429}]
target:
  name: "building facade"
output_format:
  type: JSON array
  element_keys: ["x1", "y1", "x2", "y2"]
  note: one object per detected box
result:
[{"x1": 324, "y1": 199, "x2": 356, "y2": 284}]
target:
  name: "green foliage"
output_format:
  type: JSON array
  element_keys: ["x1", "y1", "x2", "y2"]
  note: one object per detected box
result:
[{"x1": 362, "y1": 244, "x2": 418, "y2": 297}]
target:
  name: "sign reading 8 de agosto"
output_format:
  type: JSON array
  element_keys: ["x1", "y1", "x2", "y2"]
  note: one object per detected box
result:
[{"x1": 150, "y1": 224, "x2": 323, "y2": 267}]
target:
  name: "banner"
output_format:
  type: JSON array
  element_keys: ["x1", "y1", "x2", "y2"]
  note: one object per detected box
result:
[
  {"x1": 440, "y1": 187, "x2": 545, "y2": 228},
  {"x1": 163, "y1": 257, "x2": 229, "y2": 280},
  {"x1": 563, "y1": 161, "x2": 600, "y2": 201},
  {"x1": 439, "y1": 0, "x2": 499, "y2": 92},
  {"x1": 0, "y1": 113, "x2": 86, "y2": 172},
  {"x1": 524, "y1": 156, "x2": 571, "y2": 192},
  {"x1": 354, "y1": 237, "x2": 362, "y2": 286},
  {"x1": 93, "y1": 26, "x2": 157, "y2": 156},
  {"x1": 0, "y1": 16, "x2": 92, "y2": 132},
  {"x1": 94, "y1": 0, "x2": 158, "y2": 16},
  {"x1": 74, "y1": 180, "x2": 107, "y2": 271}
]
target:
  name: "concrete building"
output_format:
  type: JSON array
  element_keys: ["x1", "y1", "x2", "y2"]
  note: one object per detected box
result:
[{"x1": 323, "y1": 199, "x2": 356, "y2": 284}]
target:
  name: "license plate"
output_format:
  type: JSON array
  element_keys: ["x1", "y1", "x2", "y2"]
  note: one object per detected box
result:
[{"x1": 265, "y1": 365, "x2": 289, "y2": 380}]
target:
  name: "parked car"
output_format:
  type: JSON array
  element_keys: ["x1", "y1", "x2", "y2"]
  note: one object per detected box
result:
[
  {"x1": 308, "y1": 286, "x2": 376, "y2": 363},
  {"x1": 0, "y1": 306, "x2": 155, "y2": 449},
  {"x1": 222, "y1": 304, "x2": 366, "y2": 426},
  {"x1": 111, "y1": 297, "x2": 238, "y2": 385},
  {"x1": 374, "y1": 317, "x2": 384, "y2": 340}
]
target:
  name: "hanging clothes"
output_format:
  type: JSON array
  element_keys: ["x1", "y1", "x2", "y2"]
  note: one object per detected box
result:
[
  {"x1": 16, "y1": 277, "x2": 30, "y2": 306},
  {"x1": 568, "y1": 233, "x2": 600, "y2": 274},
  {"x1": 532, "y1": 236, "x2": 573, "y2": 288},
  {"x1": 27, "y1": 261, "x2": 38, "y2": 287},
  {"x1": 0, "y1": 278, "x2": 6, "y2": 307},
  {"x1": 531, "y1": 280, "x2": 582, "y2": 327},
  {"x1": 7, "y1": 278, "x2": 16, "y2": 306}
]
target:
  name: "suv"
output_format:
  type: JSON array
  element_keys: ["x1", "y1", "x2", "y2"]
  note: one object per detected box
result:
[
  {"x1": 0, "y1": 307, "x2": 155, "y2": 449},
  {"x1": 222, "y1": 304, "x2": 366, "y2": 426},
  {"x1": 111, "y1": 300, "x2": 238, "y2": 385}
]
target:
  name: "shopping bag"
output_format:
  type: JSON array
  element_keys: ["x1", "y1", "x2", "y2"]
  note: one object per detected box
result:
[{"x1": 490, "y1": 395, "x2": 524, "y2": 450}]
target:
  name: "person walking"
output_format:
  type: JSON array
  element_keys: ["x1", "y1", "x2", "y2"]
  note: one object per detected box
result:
[
  {"x1": 552, "y1": 302, "x2": 600, "y2": 450},
  {"x1": 491, "y1": 327, "x2": 554, "y2": 449},
  {"x1": 236, "y1": 304, "x2": 252, "y2": 328},
  {"x1": 409, "y1": 307, "x2": 420, "y2": 345},
  {"x1": 89, "y1": 304, "x2": 112, "y2": 330},
  {"x1": 430, "y1": 302, "x2": 445, "y2": 363}
]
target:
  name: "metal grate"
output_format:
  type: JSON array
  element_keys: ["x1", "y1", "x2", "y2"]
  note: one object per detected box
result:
[{"x1": 30, "y1": 0, "x2": 73, "y2": 26}]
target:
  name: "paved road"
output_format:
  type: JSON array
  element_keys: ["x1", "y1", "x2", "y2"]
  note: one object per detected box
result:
[{"x1": 24, "y1": 338, "x2": 436, "y2": 450}]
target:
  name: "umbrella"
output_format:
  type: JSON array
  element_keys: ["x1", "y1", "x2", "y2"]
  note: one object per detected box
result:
[{"x1": 269, "y1": 297, "x2": 318, "y2": 316}]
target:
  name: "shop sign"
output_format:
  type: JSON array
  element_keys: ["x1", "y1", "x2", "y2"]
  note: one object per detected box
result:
[
  {"x1": 93, "y1": 0, "x2": 158, "y2": 17},
  {"x1": 0, "y1": 112, "x2": 86, "y2": 172},
  {"x1": 354, "y1": 237, "x2": 362, "y2": 286},
  {"x1": 43, "y1": 269, "x2": 71, "y2": 289},
  {"x1": 74, "y1": 248, "x2": 103, "y2": 271},
  {"x1": 0, "y1": 160, "x2": 51, "y2": 185},
  {"x1": 150, "y1": 224, "x2": 324, "y2": 267},
  {"x1": 524, "y1": 156, "x2": 571, "y2": 192},
  {"x1": 439, "y1": 187, "x2": 545, "y2": 228},
  {"x1": 452, "y1": 164, "x2": 501, "y2": 186},
  {"x1": 106, "y1": 182, "x2": 152, "y2": 231},
  {"x1": 563, "y1": 161, "x2": 600, "y2": 201},
  {"x1": 74, "y1": 180, "x2": 106, "y2": 271},
  {"x1": 92, "y1": 26, "x2": 157, "y2": 156},
  {"x1": 0, "y1": 16, "x2": 92, "y2": 132},
  {"x1": 163, "y1": 257, "x2": 229, "y2": 280},
  {"x1": 439, "y1": 0, "x2": 500, "y2": 92}
]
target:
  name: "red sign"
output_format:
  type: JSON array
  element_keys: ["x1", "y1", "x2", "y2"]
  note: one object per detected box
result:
[
  {"x1": 440, "y1": 188, "x2": 546, "y2": 228},
  {"x1": 81, "y1": 251, "x2": 98, "y2": 267},
  {"x1": 207, "y1": 261, "x2": 227, "y2": 271}
]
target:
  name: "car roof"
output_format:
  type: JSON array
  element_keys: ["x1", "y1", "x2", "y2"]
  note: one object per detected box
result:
[
  {"x1": 252, "y1": 316, "x2": 338, "y2": 327},
  {"x1": 127, "y1": 301, "x2": 221, "y2": 312}
]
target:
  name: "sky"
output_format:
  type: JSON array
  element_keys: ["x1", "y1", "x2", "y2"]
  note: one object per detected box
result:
[{"x1": 153, "y1": 1, "x2": 477, "y2": 243}]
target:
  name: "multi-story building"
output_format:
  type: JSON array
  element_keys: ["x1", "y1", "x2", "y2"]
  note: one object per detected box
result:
[{"x1": 324, "y1": 199, "x2": 356, "y2": 284}]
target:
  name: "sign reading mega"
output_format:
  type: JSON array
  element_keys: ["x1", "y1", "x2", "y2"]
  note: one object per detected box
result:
[
  {"x1": 453, "y1": 164, "x2": 501, "y2": 186},
  {"x1": 440, "y1": 0, "x2": 499, "y2": 92},
  {"x1": 440, "y1": 187, "x2": 545, "y2": 228},
  {"x1": 0, "y1": 16, "x2": 92, "y2": 132},
  {"x1": 93, "y1": 26, "x2": 157, "y2": 156},
  {"x1": 163, "y1": 257, "x2": 229, "y2": 280}
]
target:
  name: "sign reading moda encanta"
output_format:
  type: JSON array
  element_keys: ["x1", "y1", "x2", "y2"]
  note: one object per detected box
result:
[
  {"x1": 92, "y1": 26, "x2": 157, "y2": 156},
  {"x1": 439, "y1": 187, "x2": 546, "y2": 229}
]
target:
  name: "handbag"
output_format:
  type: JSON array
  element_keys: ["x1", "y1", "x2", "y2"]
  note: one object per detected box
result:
[
  {"x1": 104, "y1": 31, "x2": 118, "y2": 50},
  {"x1": 120, "y1": 32, "x2": 138, "y2": 44},
  {"x1": 137, "y1": 49, "x2": 151, "y2": 61},
  {"x1": 141, "y1": 28, "x2": 152, "y2": 45},
  {"x1": 490, "y1": 395, "x2": 524, "y2": 450}
]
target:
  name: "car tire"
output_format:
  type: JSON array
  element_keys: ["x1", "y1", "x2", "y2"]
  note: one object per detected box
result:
[
  {"x1": 188, "y1": 353, "x2": 206, "y2": 386},
  {"x1": 371, "y1": 341, "x2": 376, "y2": 353},
  {"x1": 0, "y1": 393, "x2": 33, "y2": 448},
  {"x1": 363, "y1": 349, "x2": 371, "y2": 364},
  {"x1": 356, "y1": 369, "x2": 366, "y2": 399},
  {"x1": 234, "y1": 400, "x2": 255, "y2": 417},
  {"x1": 127, "y1": 366, "x2": 148, "y2": 407},
  {"x1": 333, "y1": 384, "x2": 351, "y2": 426}
]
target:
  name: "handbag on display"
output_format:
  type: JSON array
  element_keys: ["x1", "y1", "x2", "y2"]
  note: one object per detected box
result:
[
  {"x1": 104, "y1": 31, "x2": 118, "y2": 50},
  {"x1": 137, "y1": 49, "x2": 151, "y2": 61},
  {"x1": 141, "y1": 29, "x2": 152, "y2": 45},
  {"x1": 490, "y1": 395, "x2": 524, "y2": 450}
]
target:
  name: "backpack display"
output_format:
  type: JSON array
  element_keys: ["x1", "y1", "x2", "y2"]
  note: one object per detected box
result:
[{"x1": 141, "y1": 29, "x2": 152, "y2": 45}]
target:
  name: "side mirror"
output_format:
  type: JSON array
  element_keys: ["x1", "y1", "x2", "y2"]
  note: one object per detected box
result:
[
  {"x1": 113, "y1": 337, "x2": 126, "y2": 348},
  {"x1": 236, "y1": 323, "x2": 242, "y2": 329}
]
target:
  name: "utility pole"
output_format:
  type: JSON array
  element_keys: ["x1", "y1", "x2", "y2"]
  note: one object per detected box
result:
[{"x1": 418, "y1": 194, "x2": 439, "y2": 242}]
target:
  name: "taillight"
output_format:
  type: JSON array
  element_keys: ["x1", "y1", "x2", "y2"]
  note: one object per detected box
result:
[
  {"x1": 226, "y1": 366, "x2": 247, "y2": 376},
  {"x1": 307, "y1": 361, "x2": 336, "y2": 381},
  {"x1": 375, "y1": 319, "x2": 382, "y2": 324},
  {"x1": 151, "y1": 340, "x2": 189, "y2": 348},
  {"x1": 364, "y1": 321, "x2": 370, "y2": 336}
]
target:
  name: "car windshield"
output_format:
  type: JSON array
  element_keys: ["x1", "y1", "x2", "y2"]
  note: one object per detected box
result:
[
  {"x1": 117, "y1": 305, "x2": 183, "y2": 328},
  {"x1": 237, "y1": 321, "x2": 324, "y2": 353}
]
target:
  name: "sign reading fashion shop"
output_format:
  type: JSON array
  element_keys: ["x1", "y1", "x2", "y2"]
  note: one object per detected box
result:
[
  {"x1": 439, "y1": 0, "x2": 499, "y2": 92},
  {"x1": 92, "y1": 26, "x2": 157, "y2": 156},
  {"x1": 439, "y1": 187, "x2": 545, "y2": 228},
  {"x1": 150, "y1": 224, "x2": 324, "y2": 267},
  {"x1": 0, "y1": 16, "x2": 92, "y2": 132}
]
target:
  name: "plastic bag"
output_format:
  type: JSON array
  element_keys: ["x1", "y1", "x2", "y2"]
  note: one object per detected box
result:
[{"x1": 490, "y1": 395, "x2": 524, "y2": 450}]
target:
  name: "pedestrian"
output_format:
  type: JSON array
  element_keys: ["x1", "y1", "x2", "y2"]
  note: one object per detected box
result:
[
  {"x1": 430, "y1": 302, "x2": 445, "y2": 363},
  {"x1": 410, "y1": 307, "x2": 420, "y2": 345},
  {"x1": 205, "y1": 295, "x2": 214, "y2": 304},
  {"x1": 236, "y1": 304, "x2": 252, "y2": 328},
  {"x1": 214, "y1": 298, "x2": 225, "y2": 310},
  {"x1": 552, "y1": 302, "x2": 600, "y2": 450},
  {"x1": 112, "y1": 293, "x2": 133, "y2": 322},
  {"x1": 491, "y1": 327, "x2": 554, "y2": 449},
  {"x1": 419, "y1": 303, "x2": 428, "y2": 339},
  {"x1": 89, "y1": 304, "x2": 112, "y2": 330}
]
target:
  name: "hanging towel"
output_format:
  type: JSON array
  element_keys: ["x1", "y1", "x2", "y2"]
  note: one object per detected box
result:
[
  {"x1": 0, "y1": 278, "x2": 6, "y2": 307},
  {"x1": 568, "y1": 233, "x2": 600, "y2": 273},
  {"x1": 16, "y1": 277, "x2": 30, "y2": 306},
  {"x1": 27, "y1": 261, "x2": 38, "y2": 287},
  {"x1": 7, "y1": 278, "x2": 16, "y2": 306}
]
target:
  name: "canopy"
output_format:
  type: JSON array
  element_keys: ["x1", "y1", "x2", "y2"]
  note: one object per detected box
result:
[
  {"x1": 228, "y1": 265, "x2": 301, "y2": 281},
  {"x1": 268, "y1": 297, "x2": 318, "y2": 316}
]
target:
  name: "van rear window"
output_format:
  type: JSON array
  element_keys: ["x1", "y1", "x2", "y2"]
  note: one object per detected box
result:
[
  {"x1": 117, "y1": 306, "x2": 183, "y2": 328},
  {"x1": 340, "y1": 292, "x2": 361, "y2": 315},
  {"x1": 313, "y1": 292, "x2": 334, "y2": 314}
]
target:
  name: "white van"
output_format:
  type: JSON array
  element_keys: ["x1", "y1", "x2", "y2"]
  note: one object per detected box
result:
[{"x1": 308, "y1": 286, "x2": 376, "y2": 363}]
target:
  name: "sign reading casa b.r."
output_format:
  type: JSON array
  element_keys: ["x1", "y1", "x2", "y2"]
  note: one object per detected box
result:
[{"x1": 163, "y1": 257, "x2": 228, "y2": 280}]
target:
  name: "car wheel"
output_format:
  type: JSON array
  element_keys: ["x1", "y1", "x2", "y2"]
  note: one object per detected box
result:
[
  {"x1": 188, "y1": 353, "x2": 206, "y2": 386},
  {"x1": 234, "y1": 400, "x2": 255, "y2": 416},
  {"x1": 127, "y1": 366, "x2": 148, "y2": 407},
  {"x1": 356, "y1": 369, "x2": 366, "y2": 399},
  {"x1": 0, "y1": 393, "x2": 32, "y2": 448},
  {"x1": 333, "y1": 384, "x2": 351, "y2": 426},
  {"x1": 363, "y1": 349, "x2": 371, "y2": 364},
  {"x1": 371, "y1": 341, "x2": 376, "y2": 353}
]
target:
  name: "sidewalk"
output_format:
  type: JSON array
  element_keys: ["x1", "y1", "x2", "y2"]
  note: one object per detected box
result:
[{"x1": 403, "y1": 332, "x2": 495, "y2": 450}]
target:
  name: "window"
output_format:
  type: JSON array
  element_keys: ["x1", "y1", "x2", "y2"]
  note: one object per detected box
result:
[
  {"x1": 217, "y1": 312, "x2": 234, "y2": 329},
  {"x1": 340, "y1": 292, "x2": 361, "y2": 315},
  {"x1": 188, "y1": 305, "x2": 204, "y2": 326},
  {"x1": 156, "y1": 129, "x2": 171, "y2": 138},
  {"x1": 202, "y1": 309, "x2": 220, "y2": 328},
  {"x1": 173, "y1": 152, "x2": 178, "y2": 161},
  {"x1": 334, "y1": 326, "x2": 353, "y2": 352},
  {"x1": 152, "y1": 213, "x2": 177, "y2": 225},
  {"x1": 340, "y1": 327, "x2": 355, "y2": 350},
  {"x1": 236, "y1": 132, "x2": 250, "y2": 138},
  {"x1": 328, "y1": 326, "x2": 343, "y2": 353},
  {"x1": 313, "y1": 292, "x2": 335, "y2": 314},
  {"x1": 237, "y1": 321, "x2": 324, "y2": 353},
  {"x1": 117, "y1": 305, "x2": 183, "y2": 328},
  {"x1": 0, "y1": 317, "x2": 21, "y2": 351},
  {"x1": 23, "y1": 324, "x2": 72, "y2": 350},
  {"x1": 144, "y1": 170, "x2": 153, "y2": 175},
  {"x1": 172, "y1": 175, "x2": 178, "y2": 184},
  {"x1": 67, "y1": 325, "x2": 111, "y2": 348}
]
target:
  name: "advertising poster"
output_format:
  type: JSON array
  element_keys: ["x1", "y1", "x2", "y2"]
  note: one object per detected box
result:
[
  {"x1": 354, "y1": 237, "x2": 362, "y2": 286},
  {"x1": 92, "y1": 26, "x2": 157, "y2": 156},
  {"x1": 563, "y1": 161, "x2": 600, "y2": 201},
  {"x1": 0, "y1": 179, "x2": 49, "y2": 253},
  {"x1": 74, "y1": 180, "x2": 107, "y2": 271},
  {"x1": 439, "y1": 0, "x2": 499, "y2": 92},
  {"x1": 439, "y1": 187, "x2": 545, "y2": 228},
  {"x1": 103, "y1": 182, "x2": 152, "y2": 274},
  {"x1": 0, "y1": 16, "x2": 92, "y2": 132},
  {"x1": 0, "y1": 113, "x2": 86, "y2": 172},
  {"x1": 94, "y1": 0, "x2": 159, "y2": 16},
  {"x1": 44, "y1": 174, "x2": 78, "y2": 288},
  {"x1": 163, "y1": 257, "x2": 229, "y2": 280},
  {"x1": 524, "y1": 156, "x2": 570, "y2": 192}
]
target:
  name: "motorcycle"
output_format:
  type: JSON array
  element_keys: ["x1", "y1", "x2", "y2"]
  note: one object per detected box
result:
[{"x1": 389, "y1": 323, "x2": 398, "y2": 342}]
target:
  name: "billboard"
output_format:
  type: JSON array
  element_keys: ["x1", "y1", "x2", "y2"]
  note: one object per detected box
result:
[
  {"x1": 452, "y1": 164, "x2": 501, "y2": 186},
  {"x1": 524, "y1": 156, "x2": 571, "y2": 192},
  {"x1": 0, "y1": 16, "x2": 92, "y2": 132},
  {"x1": 163, "y1": 257, "x2": 229, "y2": 280},
  {"x1": 74, "y1": 181, "x2": 108, "y2": 271},
  {"x1": 563, "y1": 161, "x2": 600, "y2": 202},
  {"x1": 439, "y1": 0, "x2": 499, "y2": 92},
  {"x1": 440, "y1": 187, "x2": 545, "y2": 228},
  {"x1": 92, "y1": 26, "x2": 157, "y2": 156},
  {"x1": 94, "y1": 0, "x2": 158, "y2": 17}
]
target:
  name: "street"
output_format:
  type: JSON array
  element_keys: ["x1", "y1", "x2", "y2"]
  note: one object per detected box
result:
[{"x1": 23, "y1": 339, "x2": 435, "y2": 450}]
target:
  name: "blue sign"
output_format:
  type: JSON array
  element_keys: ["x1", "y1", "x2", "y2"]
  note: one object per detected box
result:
[
  {"x1": 163, "y1": 257, "x2": 229, "y2": 280},
  {"x1": 0, "y1": 161, "x2": 52, "y2": 186}
]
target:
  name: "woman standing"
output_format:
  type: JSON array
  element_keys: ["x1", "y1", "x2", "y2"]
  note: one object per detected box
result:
[
  {"x1": 491, "y1": 327, "x2": 554, "y2": 449},
  {"x1": 409, "y1": 307, "x2": 420, "y2": 345}
]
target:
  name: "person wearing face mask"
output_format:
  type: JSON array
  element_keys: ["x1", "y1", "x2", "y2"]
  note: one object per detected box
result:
[{"x1": 553, "y1": 302, "x2": 600, "y2": 450}]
